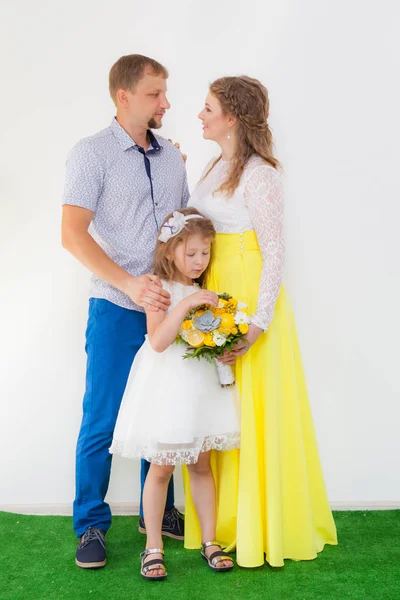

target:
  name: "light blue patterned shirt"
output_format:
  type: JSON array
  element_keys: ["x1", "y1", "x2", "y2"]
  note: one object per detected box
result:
[{"x1": 63, "y1": 118, "x2": 189, "y2": 310}]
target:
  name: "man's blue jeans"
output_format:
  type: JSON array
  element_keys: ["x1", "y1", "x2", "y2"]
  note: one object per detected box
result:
[{"x1": 73, "y1": 298, "x2": 174, "y2": 537}]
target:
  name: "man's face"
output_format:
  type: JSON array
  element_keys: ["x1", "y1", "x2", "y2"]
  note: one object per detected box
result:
[{"x1": 122, "y1": 69, "x2": 171, "y2": 129}]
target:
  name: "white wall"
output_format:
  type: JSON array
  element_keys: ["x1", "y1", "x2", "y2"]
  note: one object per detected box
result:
[{"x1": 1, "y1": 0, "x2": 399, "y2": 512}]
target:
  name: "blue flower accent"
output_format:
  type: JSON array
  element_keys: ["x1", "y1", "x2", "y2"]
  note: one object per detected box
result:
[{"x1": 194, "y1": 310, "x2": 221, "y2": 332}]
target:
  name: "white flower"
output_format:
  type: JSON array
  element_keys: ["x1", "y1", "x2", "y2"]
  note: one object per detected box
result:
[
  {"x1": 158, "y1": 211, "x2": 205, "y2": 243},
  {"x1": 181, "y1": 329, "x2": 189, "y2": 342},
  {"x1": 234, "y1": 311, "x2": 251, "y2": 325},
  {"x1": 158, "y1": 211, "x2": 187, "y2": 242},
  {"x1": 213, "y1": 332, "x2": 227, "y2": 346},
  {"x1": 237, "y1": 301, "x2": 247, "y2": 310}
]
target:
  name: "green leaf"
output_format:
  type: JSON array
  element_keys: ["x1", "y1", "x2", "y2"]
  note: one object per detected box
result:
[{"x1": 218, "y1": 292, "x2": 232, "y2": 301}]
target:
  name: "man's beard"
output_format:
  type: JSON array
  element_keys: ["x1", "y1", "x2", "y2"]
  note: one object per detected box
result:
[{"x1": 148, "y1": 117, "x2": 162, "y2": 129}]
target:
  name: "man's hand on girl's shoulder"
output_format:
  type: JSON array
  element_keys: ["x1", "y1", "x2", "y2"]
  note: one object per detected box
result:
[{"x1": 123, "y1": 274, "x2": 171, "y2": 312}]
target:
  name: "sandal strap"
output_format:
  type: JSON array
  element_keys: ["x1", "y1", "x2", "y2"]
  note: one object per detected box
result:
[
  {"x1": 201, "y1": 540, "x2": 221, "y2": 550},
  {"x1": 142, "y1": 559, "x2": 166, "y2": 574},
  {"x1": 140, "y1": 547, "x2": 164, "y2": 559},
  {"x1": 143, "y1": 558, "x2": 165, "y2": 567},
  {"x1": 208, "y1": 550, "x2": 232, "y2": 566}
]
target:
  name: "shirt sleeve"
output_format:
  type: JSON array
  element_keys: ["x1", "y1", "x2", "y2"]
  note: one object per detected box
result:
[
  {"x1": 63, "y1": 138, "x2": 104, "y2": 212},
  {"x1": 181, "y1": 169, "x2": 190, "y2": 208},
  {"x1": 243, "y1": 166, "x2": 285, "y2": 332}
]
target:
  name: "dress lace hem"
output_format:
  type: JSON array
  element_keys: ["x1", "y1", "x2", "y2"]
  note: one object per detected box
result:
[{"x1": 109, "y1": 432, "x2": 240, "y2": 465}]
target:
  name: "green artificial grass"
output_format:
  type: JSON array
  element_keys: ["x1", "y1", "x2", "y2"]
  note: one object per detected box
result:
[{"x1": 1, "y1": 511, "x2": 399, "y2": 600}]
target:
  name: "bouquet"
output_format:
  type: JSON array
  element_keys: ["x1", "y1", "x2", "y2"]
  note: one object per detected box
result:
[{"x1": 177, "y1": 293, "x2": 251, "y2": 387}]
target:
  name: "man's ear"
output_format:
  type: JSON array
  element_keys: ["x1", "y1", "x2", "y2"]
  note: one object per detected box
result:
[{"x1": 116, "y1": 88, "x2": 129, "y2": 107}]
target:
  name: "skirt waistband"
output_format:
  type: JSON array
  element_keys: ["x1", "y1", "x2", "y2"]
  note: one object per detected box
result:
[{"x1": 213, "y1": 230, "x2": 260, "y2": 254}]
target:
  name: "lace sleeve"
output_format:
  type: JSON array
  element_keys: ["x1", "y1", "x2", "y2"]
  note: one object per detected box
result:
[{"x1": 243, "y1": 166, "x2": 285, "y2": 332}]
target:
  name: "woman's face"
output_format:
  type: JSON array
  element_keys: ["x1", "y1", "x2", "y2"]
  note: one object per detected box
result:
[{"x1": 198, "y1": 93, "x2": 231, "y2": 142}]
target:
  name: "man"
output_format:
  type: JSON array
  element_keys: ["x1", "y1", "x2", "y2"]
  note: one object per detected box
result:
[{"x1": 62, "y1": 54, "x2": 188, "y2": 569}]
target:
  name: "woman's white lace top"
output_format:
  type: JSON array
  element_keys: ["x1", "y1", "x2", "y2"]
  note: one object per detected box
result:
[{"x1": 189, "y1": 155, "x2": 285, "y2": 332}]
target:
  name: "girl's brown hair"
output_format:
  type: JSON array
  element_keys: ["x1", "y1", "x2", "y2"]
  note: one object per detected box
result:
[
  {"x1": 153, "y1": 208, "x2": 216, "y2": 286},
  {"x1": 204, "y1": 75, "x2": 281, "y2": 198}
]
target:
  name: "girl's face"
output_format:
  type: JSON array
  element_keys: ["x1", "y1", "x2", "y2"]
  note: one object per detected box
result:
[
  {"x1": 198, "y1": 93, "x2": 230, "y2": 142},
  {"x1": 172, "y1": 234, "x2": 212, "y2": 284}
]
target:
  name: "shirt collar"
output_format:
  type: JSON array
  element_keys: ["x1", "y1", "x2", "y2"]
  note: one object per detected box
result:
[
  {"x1": 111, "y1": 117, "x2": 163, "y2": 153},
  {"x1": 146, "y1": 130, "x2": 162, "y2": 154}
]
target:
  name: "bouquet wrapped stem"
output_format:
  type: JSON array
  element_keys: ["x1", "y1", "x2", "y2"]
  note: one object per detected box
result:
[
  {"x1": 214, "y1": 360, "x2": 235, "y2": 387},
  {"x1": 176, "y1": 293, "x2": 250, "y2": 388}
]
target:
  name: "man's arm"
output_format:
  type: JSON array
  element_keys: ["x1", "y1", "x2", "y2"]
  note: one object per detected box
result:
[
  {"x1": 62, "y1": 138, "x2": 170, "y2": 311},
  {"x1": 62, "y1": 205, "x2": 170, "y2": 311}
]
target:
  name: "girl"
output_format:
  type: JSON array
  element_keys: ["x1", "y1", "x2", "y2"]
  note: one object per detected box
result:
[{"x1": 110, "y1": 207, "x2": 240, "y2": 580}]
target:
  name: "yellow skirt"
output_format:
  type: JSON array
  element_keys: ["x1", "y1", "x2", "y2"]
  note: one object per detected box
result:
[{"x1": 182, "y1": 231, "x2": 338, "y2": 567}]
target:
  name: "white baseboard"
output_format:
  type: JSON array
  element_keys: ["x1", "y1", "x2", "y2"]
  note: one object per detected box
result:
[
  {"x1": 331, "y1": 501, "x2": 400, "y2": 510},
  {"x1": 0, "y1": 501, "x2": 399, "y2": 516}
]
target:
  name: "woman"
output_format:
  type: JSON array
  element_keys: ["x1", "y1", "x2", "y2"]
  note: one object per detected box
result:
[{"x1": 184, "y1": 75, "x2": 338, "y2": 568}]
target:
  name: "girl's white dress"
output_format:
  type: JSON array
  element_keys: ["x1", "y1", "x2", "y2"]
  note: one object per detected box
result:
[{"x1": 109, "y1": 280, "x2": 240, "y2": 465}]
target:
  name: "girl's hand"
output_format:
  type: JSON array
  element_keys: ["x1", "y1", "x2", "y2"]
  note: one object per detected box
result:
[
  {"x1": 218, "y1": 323, "x2": 263, "y2": 365},
  {"x1": 183, "y1": 290, "x2": 219, "y2": 311}
]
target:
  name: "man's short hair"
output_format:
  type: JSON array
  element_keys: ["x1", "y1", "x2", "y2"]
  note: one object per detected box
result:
[{"x1": 109, "y1": 54, "x2": 168, "y2": 102}]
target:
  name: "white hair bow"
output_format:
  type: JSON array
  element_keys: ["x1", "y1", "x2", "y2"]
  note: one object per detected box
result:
[{"x1": 158, "y1": 211, "x2": 204, "y2": 243}]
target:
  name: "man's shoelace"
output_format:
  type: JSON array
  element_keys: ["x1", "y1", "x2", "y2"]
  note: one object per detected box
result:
[{"x1": 81, "y1": 527, "x2": 105, "y2": 549}]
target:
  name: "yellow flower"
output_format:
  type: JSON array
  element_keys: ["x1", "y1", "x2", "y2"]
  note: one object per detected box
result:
[
  {"x1": 183, "y1": 319, "x2": 193, "y2": 330},
  {"x1": 186, "y1": 328, "x2": 205, "y2": 348},
  {"x1": 239, "y1": 323, "x2": 249, "y2": 334},
  {"x1": 194, "y1": 310, "x2": 204, "y2": 317},
  {"x1": 204, "y1": 333, "x2": 217, "y2": 347},
  {"x1": 219, "y1": 313, "x2": 235, "y2": 329},
  {"x1": 231, "y1": 327, "x2": 238, "y2": 335}
]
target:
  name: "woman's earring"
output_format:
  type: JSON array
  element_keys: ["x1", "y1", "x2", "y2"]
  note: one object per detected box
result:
[{"x1": 227, "y1": 129, "x2": 231, "y2": 140}]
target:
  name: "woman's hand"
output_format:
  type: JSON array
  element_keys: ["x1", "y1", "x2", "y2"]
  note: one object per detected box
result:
[
  {"x1": 183, "y1": 290, "x2": 219, "y2": 311},
  {"x1": 218, "y1": 323, "x2": 263, "y2": 365},
  {"x1": 168, "y1": 139, "x2": 187, "y2": 163}
]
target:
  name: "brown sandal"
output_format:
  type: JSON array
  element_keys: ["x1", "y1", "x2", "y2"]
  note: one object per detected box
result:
[
  {"x1": 201, "y1": 541, "x2": 234, "y2": 572},
  {"x1": 140, "y1": 548, "x2": 167, "y2": 581}
]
